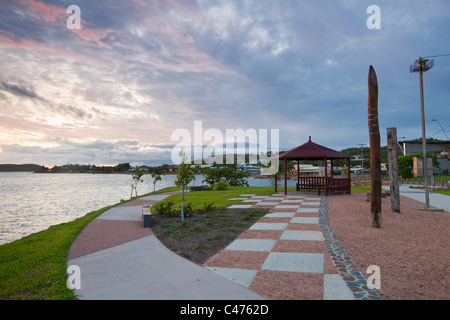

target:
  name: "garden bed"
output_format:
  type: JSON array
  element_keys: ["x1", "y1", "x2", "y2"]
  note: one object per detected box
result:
[{"x1": 150, "y1": 208, "x2": 269, "y2": 265}]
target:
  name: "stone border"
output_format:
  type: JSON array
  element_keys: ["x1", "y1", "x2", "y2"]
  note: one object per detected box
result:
[{"x1": 319, "y1": 197, "x2": 382, "y2": 300}]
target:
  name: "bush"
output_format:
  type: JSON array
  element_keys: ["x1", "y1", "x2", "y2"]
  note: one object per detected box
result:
[
  {"x1": 153, "y1": 200, "x2": 177, "y2": 217},
  {"x1": 214, "y1": 179, "x2": 230, "y2": 190},
  {"x1": 203, "y1": 166, "x2": 249, "y2": 187}
]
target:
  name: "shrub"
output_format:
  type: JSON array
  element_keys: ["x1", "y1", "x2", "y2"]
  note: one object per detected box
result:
[
  {"x1": 202, "y1": 201, "x2": 216, "y2": 212},
  {"x1": 214, "y1": 179, "x2": 230, "y2": 190},
  {"x1": 153, "y1": 200, "x2": 177, "y2": 217}
]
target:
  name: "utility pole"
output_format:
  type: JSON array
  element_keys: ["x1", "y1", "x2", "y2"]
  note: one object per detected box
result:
[
  {"x1": 410, "y1": 57, "x2": 434, "y2": 209},
  {"x1": 368, "y1": 65, "x2": 382, "y2": 228},
  {"x1": 357, "y1": 143, "x2": 366, "y2": 169}
]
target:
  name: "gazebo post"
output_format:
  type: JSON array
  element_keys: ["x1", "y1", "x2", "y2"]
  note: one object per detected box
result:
[
  {"x1": 347, "y1": 158, "x2": 351, "y2": 194},
  {"x1": 274, "y1": 173, "x2": 277, "y2": 192},
  {"x1": 330, "y1": 159, "x2": 334, "y2": 177},
  {"x1": 297, "y1": 160, "x2": 300, "y2": 191},
  {"x1": 284, "y1": 158, "x2": 287, "y2": 195},
  {"x1": 324, "y1": 157, "x2": 328, "y2": 196}
]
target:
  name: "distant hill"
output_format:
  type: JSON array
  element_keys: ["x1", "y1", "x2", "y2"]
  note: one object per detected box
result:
[{"x1": 0, "y1": 164, "x2": 43, "y2": 172}]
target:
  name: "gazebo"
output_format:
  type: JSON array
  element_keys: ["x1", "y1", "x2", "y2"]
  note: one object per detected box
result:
[{"x1": 276, "y1": 137, "x2": 353, "y2": 196}]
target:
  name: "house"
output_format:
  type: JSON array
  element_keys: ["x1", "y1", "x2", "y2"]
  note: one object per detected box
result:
[
  {"x1": 238, "y1": 163, "x2": 261, "y2": 175},
  {"x1": 400, "y1": 139, "x2": 450, "y2": 174}
]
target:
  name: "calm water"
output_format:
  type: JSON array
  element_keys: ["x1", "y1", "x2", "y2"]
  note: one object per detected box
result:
[{"x1": 0, "y1": 172, "x2": 295, "y2": 245}]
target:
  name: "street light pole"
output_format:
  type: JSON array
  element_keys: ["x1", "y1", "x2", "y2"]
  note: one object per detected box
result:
[
  {"x1": 419, "y1": 59, "x2": 430, "y2": 208},
  {"x1": 410, "y1": 57, "x2": 434, "y2": 209}
]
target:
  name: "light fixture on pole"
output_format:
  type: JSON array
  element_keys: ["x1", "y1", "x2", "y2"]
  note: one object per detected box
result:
[
  {"x1": 432, "y1": 119, "x2": 449, "y2": 140},
  {"x1": 410, "y1": 57, "x2": 434, "y2": 209}
]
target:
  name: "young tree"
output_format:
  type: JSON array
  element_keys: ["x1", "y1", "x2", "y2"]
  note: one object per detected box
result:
[
  {"x1": 152, "y1": 166, "x2": 165, "y2": 192},
  {"x1": 130, "y1": 166, "x2": 144, "y2": 198},
  {"x1": 174, "y1": 154, "x2": 194, "y2": 202}
]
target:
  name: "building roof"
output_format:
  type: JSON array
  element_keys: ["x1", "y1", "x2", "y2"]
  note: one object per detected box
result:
[
  {"x1": 278, "y1": 137, "x2": 353, "y2": 160},
  {"x1": 400, "y1": 139, "x2": 449, "y2": 145}
]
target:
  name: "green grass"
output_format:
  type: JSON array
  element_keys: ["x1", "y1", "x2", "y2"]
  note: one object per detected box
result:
[
  {"x1": 351, "y1": 186, "x2": 372, "y2": 193},
  {"x1": 434, "y1": 175, "x2": 450, "y2": 185},
  {"x1": 0, "y1": 187, "x2": 180, "y2": 300},
  {"x1": 431, "y1": 189, "x2": 450, "y2": 196},
  {"x1": 0, "y1": 206, "x2": 109, "y2": 300},
  {"x1": 151, "y1": 186, "x2": 276, "y2": 214}
]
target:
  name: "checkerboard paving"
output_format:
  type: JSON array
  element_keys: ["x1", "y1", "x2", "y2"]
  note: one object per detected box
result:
[{"x1": 204, "y1": 194, "x2": 355, "y2": 300}]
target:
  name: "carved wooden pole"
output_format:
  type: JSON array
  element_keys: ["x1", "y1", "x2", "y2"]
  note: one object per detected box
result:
[
  {"x1": 368, "y1": 66, "x2": 382, "y2": 228},
  {"x1": 387, "y1": 127, "x2": 400, "y2": 212}
]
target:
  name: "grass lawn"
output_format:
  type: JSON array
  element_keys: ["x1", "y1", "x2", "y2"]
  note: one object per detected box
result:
[
  {"x1": 434, "y1": 175, "x2": 450, "y2": 185},
  {"x1": 431, "y1": 188, "x2": 450, "y2": 196},
  {"x1": 151, "y1": 186, "x2": 277, "y2": 214}
]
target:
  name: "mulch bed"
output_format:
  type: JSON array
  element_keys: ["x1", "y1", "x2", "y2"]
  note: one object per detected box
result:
[{"x1": 150, "y1": 208, "x2": 269, "y2": 265}]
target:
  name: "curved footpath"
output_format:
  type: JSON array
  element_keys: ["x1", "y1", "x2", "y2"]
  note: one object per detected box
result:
[{"x1": 67, "y1": 186, "x2": 448, "y2": 300}]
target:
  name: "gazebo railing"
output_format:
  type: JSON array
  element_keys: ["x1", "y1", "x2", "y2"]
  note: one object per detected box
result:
[
  {"x1": 325, "y1": 177, "x2": 351, "y2": 195},
  {"x1": 296, "y1": 176, "x2": 351, "y2": 195},
  {"x1": 296, "y1": 176, "x2": 325, "y2": 191}
]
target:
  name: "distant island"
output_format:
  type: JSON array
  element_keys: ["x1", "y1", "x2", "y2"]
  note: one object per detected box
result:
[
  {"x1": 0, "y1": 164, "x2": 43, "y2": 172},
  {"x1": 0, "y1": 163, "x2": 177, "y2": 174}
]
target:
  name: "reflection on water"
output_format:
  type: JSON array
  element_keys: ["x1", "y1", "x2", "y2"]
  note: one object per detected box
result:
[{"x1": 0, "y1": 172, "x2": 296, "y2": 245}]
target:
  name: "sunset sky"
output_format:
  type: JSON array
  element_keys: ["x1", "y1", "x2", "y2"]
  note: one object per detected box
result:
[{"x1": 1, "y1": 0, "x2": 449, "y2": 166}]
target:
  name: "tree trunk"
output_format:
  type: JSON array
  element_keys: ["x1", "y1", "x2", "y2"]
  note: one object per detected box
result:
[
  {"x1": 387, "y1": 127, "x2": 400, "y2": 212},
  {"x1": 368, "y1": 66, "x2": 382, "y2": 228}
]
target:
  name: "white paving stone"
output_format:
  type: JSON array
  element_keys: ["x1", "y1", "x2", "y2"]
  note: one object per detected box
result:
[
  {"x1": 287, "y1": 196, "x2": 305, "y2": 198},
  {"x1": 227, "y1": 205, "x2": 254, "y2": 209},
  {"x1": 281, "y1": 199, "x2": 303, "y2": 203},
  {"x1": 262, "y1": 252, "x2": 324, "y2": 273},
  {"x1": 240, "y1": 194, "x2": 256, "y2": 197},
  {"x1": 290, "y1": 217, "x2": 320, "y2": 224},
  {"x1": 250, "y1": 223, "x2": 289, "y2": 230},
  {"x1": 205, "y1": 267, "x2": 258, "y2": 288},
  {"x1": 297, "y1": 208, "x2": 320, "y2": 213},
  {"x1": 275, "y1": 205, "x2": 299, "y2": 209},
  {"x1": 228, "y1": 198, "x2": 249, "y2": 201},
  {"x1": 303, "y1": 201, "x2": 321, "y2": 205},
  {"x1": 225, "y1": 239, "x2": 277, "y2": 252},
  {"x1": 323, "y1": 274, "x2": 356, "y2": 300},
  {"x1": 256, "y1": 202, "x2": 279, "y2": 206},
  {"x1": 265, "y1": 212, "x2": 296, "y2": 218},
  {"x1": 280, "y1": 230, "x2": 324, "y2": 241}
]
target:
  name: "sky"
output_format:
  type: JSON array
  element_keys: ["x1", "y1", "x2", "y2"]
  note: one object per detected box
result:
[{"x1": 0, "y1": 0, "x2": 449, "y2": 167}]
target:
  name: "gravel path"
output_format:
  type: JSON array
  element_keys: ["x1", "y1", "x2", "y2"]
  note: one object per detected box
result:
[{"x1": 327, "y1": 193, "x2": 449, "y2": 300}]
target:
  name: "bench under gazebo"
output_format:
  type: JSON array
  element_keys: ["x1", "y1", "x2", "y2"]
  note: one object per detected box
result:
[{"x1": 276, "y1": 137, "x2": 353, "y2": 196}]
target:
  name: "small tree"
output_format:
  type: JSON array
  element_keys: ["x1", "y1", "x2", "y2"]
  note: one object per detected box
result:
[
  {"x1": 174, "y1": 154, "x2": 195, "y2": 202},
  {"x1": 130, "y1": 166, "x2": 144, "y2": 198},
  {"x1": 152, "y1": 166, "x2": 165, "y2": 192}
]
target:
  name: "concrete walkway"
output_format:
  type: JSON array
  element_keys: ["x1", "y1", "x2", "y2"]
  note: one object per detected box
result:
[
  {"x1": 67, "y1": 192, "x2": 264, "y2": 300},
  {"x1": 384, "y1": 184, "x2": 450, "y2": 212}
]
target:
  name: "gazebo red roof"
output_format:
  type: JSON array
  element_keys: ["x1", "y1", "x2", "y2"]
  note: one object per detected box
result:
[{"x1": 278, "y1": 137, "x2": 353, "y2": 160}]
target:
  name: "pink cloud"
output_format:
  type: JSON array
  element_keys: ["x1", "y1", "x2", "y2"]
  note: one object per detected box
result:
[{"x1": 16, "y1": 0, "x2": 67, "y2": 24}]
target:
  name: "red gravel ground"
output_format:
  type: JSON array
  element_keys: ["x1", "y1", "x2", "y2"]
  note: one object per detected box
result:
[
  {"x1": 327, "y1": 193, "x2": 449, "y2": 300},
  {"x1": 68, "y1": 219, "x2": 153, "y2": 260}
]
